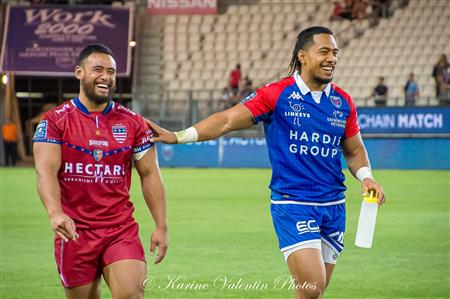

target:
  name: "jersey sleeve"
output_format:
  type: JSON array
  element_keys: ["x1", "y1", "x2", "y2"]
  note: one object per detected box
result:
[
  {"x1": 240, "y1": 84, "x2": 277, "y2": 123},
  {"x1": 132, "y1": 116, "x2": 155, "y2": 160},
  {"x1": 32, "y1": 111, "x2": 63, "y2": 144},
  {"x1": 344, "y1": 95, "x2": 360, "y2": 138}
]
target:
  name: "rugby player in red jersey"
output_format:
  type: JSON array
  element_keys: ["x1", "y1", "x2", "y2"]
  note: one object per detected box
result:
[{"x1": 33, "y1": 44, "x2": 167, "y2": 299}]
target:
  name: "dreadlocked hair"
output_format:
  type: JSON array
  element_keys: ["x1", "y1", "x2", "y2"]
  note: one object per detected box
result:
[{"x1": 288, "y1": 26, "x2": 334, "y2": 76}]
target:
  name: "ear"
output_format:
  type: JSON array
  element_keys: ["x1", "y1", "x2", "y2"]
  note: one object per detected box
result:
[
  {"x1": 75, "y1": 65, "x2": 83, "y2": 80},
  {"x1": 297, "y1": 50, "x2": 307, "y2": 65}
]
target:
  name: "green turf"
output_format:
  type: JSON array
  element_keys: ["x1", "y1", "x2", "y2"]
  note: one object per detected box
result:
[{"x1": 1, "y1": 167, "x2": 449, "y2": 298}]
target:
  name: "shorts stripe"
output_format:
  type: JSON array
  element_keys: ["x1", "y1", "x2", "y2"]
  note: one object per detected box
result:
[
  {"x1": 321, "y1": 237, "x2": 342, "y2": 253},
  {"x1": 271, "y1": 199, "x2": 345, "y2": 206},
  {"x1": 281, "y1": 239, "x2": 321, "y2": 252},
  {"x1": 59, "y1": 241, "x2": 67, "y2": 287}
]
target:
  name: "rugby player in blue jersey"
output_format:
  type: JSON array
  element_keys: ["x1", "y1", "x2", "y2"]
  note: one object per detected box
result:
[{"x1": 148, "y1": 26, "x2": 385, "y2": 299}]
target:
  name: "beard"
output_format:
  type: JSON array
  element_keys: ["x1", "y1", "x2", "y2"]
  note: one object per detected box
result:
[
  {"x1": 313, "y1": 73, "x2": 333, "y2": 85},
  {"x1": 81, "y1": 77, "x2": 115, "y2": 104}
]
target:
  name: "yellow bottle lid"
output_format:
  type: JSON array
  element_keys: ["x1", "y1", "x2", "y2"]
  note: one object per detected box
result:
[{"x1": 363, "y1": 190, "x2": 378, "y2": 203}]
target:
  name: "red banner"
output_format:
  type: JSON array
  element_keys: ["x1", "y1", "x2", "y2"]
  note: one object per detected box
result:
[{"x1": 147, "y1": 0, "x2": 217, "y2": 15}]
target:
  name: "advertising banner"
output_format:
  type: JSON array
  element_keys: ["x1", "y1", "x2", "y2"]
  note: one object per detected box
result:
[
  {"x1": 147, "y1": 0, "x2": 217, "y2": 15},
  {"x1": 0, "y1": 5, "x2": 132, "y2": 76},
  {"x1": 357, "y1": 107, "x2": 450, "y2": 134}
]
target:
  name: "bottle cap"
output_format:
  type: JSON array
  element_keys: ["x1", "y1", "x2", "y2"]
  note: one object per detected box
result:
[{"x1": 363, "y1": 190, "x2": 378, "y2": 203}]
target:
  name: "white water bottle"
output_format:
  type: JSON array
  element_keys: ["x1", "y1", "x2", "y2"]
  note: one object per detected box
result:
[{"x1": 355, "y1": 190, "x2": 378, "y2": 248}]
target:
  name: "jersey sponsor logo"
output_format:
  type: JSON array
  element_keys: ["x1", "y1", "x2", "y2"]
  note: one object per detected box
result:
[
  {"x1": 288, "y1": 91, "x2": 304, "y2": 101},
  {"x1": 296, "y1": 220, "x2": 320, "y2": 235},
  {"x1": 327, "y1": 110, "x2": 346, "y2": 128},
  {"x1": 117, "y1": 105, "x2": 136, "y2": 116},
  {"x1": 33, "y1": 120, "x2": 48, "y2": 140},
  {"x1": 285, "y1": 102, "x2": 311, "y2": 126},
  {"x1": 92, "y1": 149, "x2": 103, "y2": 161},
  {"x1": 55, "y1": 103, "x2": 71, "y2": 114},
  {"x1": 141, "y1": 129, "x2": 154, "y2": 144},
  {"x1": 240, "y1": 91, "x2": 256, "y2": 104},
  {"x1": 133, "y1": 143, "x2": 152, "y2": 154},
  {"x1": 330, "y1": 96, "x2": 342, "y2": 108},
  {"x1": 112, "y1": 124, "x2": 127, "y2": 144},
  {"x1": 288, "y1": 130, "x2": 341, "y2": 158},
  {"x1": 89, "y1": 140, "x2": 109, "y2": 147},
  {"x1": 333, "y1": 110, "x2": 344, "y2": 119},
  {"x1": 63, "y1": 162, "x2": 125, "y2": 184}
]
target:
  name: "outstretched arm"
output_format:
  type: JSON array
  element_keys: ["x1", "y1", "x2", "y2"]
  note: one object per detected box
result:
[
  {"x1": 342, "y1": 133, "x2": 386, "y2": 206},
  {"x1": 148, "y1": 104, "x2": 254, "y2": 144},
  {"x1": 134, "y1": 146, "x2": 168, "y2": 264}
]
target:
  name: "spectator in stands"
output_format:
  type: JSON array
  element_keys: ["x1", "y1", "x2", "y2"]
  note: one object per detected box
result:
[
  {"x1": 339, "y1": 0, "x2": 354, "y2": 20},
  {"x1": 372, "y1": 76, "x2": 388, "y2": 106},
  {"x1": 437, "y1": 68, "x2": 450, "y2": 105},
  {"x1": 330, "y1": 1, "x2": 345, "y2": 21},
  {"x1": 2, "y1": 117, "x2": 18, "y2": 166},
  {"x1": 404, "y1": 73, "x2": 419, "y2": 106},
  {"x1": 244, "y1": 75, "x2": 252, "y2": 88},
  {"x1": 240, "y1": 76, "x2": 254, "y2": 99},
  {"x1": 379, "y1": 0, "x2": 393, "y2": 17},
  {"x1": 371, "y1": 0, "x2": 392, "y2": 18},
  {"x1": 229, "y1": 64, "x2": 241, "y2": 96},
  {"x1": 219, "y1": 87, "x2": 233, "y2": 110},
  {"x1": 368, "y1": 0, "x2": 392, "y2": 26},
  {"x1": 351, "y1": 0, "x2": 367, "y2": 21},
  {"x1": 432, "y1": 54, "x2": 450, "y2": 98}
]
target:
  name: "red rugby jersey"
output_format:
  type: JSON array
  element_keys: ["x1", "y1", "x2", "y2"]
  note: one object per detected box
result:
[{"x1": 33, "y1": 98, "x2": 154, "y2": 228}]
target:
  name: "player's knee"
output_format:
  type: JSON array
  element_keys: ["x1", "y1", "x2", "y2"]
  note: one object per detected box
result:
[
  {"x1": 297, "y1": 283, "x2": 325, "y2": 299},
  {"x1": 299, "y1": 286, "x2": 324, "y2": 299},
  {"x1": 111, "y1": 287, "x2": 144, "y2": 299}
]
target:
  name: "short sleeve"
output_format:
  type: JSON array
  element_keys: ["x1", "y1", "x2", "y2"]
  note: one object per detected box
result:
[
  {"x1": 241, "y1": 85, "x2": 276, "y2": 123},
  {"x1": 344, "y1": 96, "x2": 360, "y2": 138},
  {"x1": 32, "y1": 112, "x2": 62, "y2": 144},
  {"x1": 132, "y1": 116, "x2": 154, "y2": 160}
]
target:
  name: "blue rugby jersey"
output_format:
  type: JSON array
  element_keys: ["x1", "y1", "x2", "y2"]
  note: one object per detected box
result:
[{"x1": 242, "y1": 72, "x2": 360, "y2": 205}]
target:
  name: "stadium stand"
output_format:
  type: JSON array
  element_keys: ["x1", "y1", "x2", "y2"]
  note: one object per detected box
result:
[
  {"x1": 132, "y1": 0, "x2": 449, "y2": 130},
  {"x1": 134, "y1": 1, "x2": 356, "y2": 127},
  {"x1": 334, "y1": 0, "x2": 449, "y2": 106}
]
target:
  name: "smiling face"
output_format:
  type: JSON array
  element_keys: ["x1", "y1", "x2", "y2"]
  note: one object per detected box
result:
[
  {"x1": 297, "y1": 33, "x2": 339, "y2": 87},
  {"x1": 75, "y1": 52, "x2": 117, "y2": 105}
]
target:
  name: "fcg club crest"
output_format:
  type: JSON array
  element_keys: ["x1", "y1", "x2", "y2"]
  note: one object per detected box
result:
[
  {"x1": 330, "y1": 96, "x2": 342, "y2": 108},
  {"x1": 112, "y1": 124, "x2": 127, "y2": 144},
  {"x1": 92, "y1": 149, "x2": 103, "y2": 161}
]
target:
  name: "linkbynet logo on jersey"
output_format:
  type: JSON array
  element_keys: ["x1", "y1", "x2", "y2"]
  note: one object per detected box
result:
[
  {"x1": 62, "y1": 162, "x2": 125, "y2": 184},
  {"x1": 285, "y1": 101, "x2": 311, "y2": 127}
]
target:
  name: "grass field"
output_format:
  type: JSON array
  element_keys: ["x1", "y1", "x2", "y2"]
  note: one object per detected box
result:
[{"x1": 1, "y1": 167, "x2": 449, "y2": 299}]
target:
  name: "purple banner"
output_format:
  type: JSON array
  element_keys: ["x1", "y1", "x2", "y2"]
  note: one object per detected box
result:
[{"x1": 0, "y1": 5, "x2": 132, "y2": 76}]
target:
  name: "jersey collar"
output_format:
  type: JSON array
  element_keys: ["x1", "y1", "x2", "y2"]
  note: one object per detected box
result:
[
  {"x1": 293, "y1": 71, "x2": 331, "y2": 97},
  {"x1": 71, "y1": 97, "x2": 114, "y2": 115}
]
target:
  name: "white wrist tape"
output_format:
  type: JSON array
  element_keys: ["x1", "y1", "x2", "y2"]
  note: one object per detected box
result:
[
  {"x1": 356, "y1": 166, "x2": 373, "y2": 182},
  {"x1": 175, "y1": 127, "x2": 198, "y2": 144}
]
